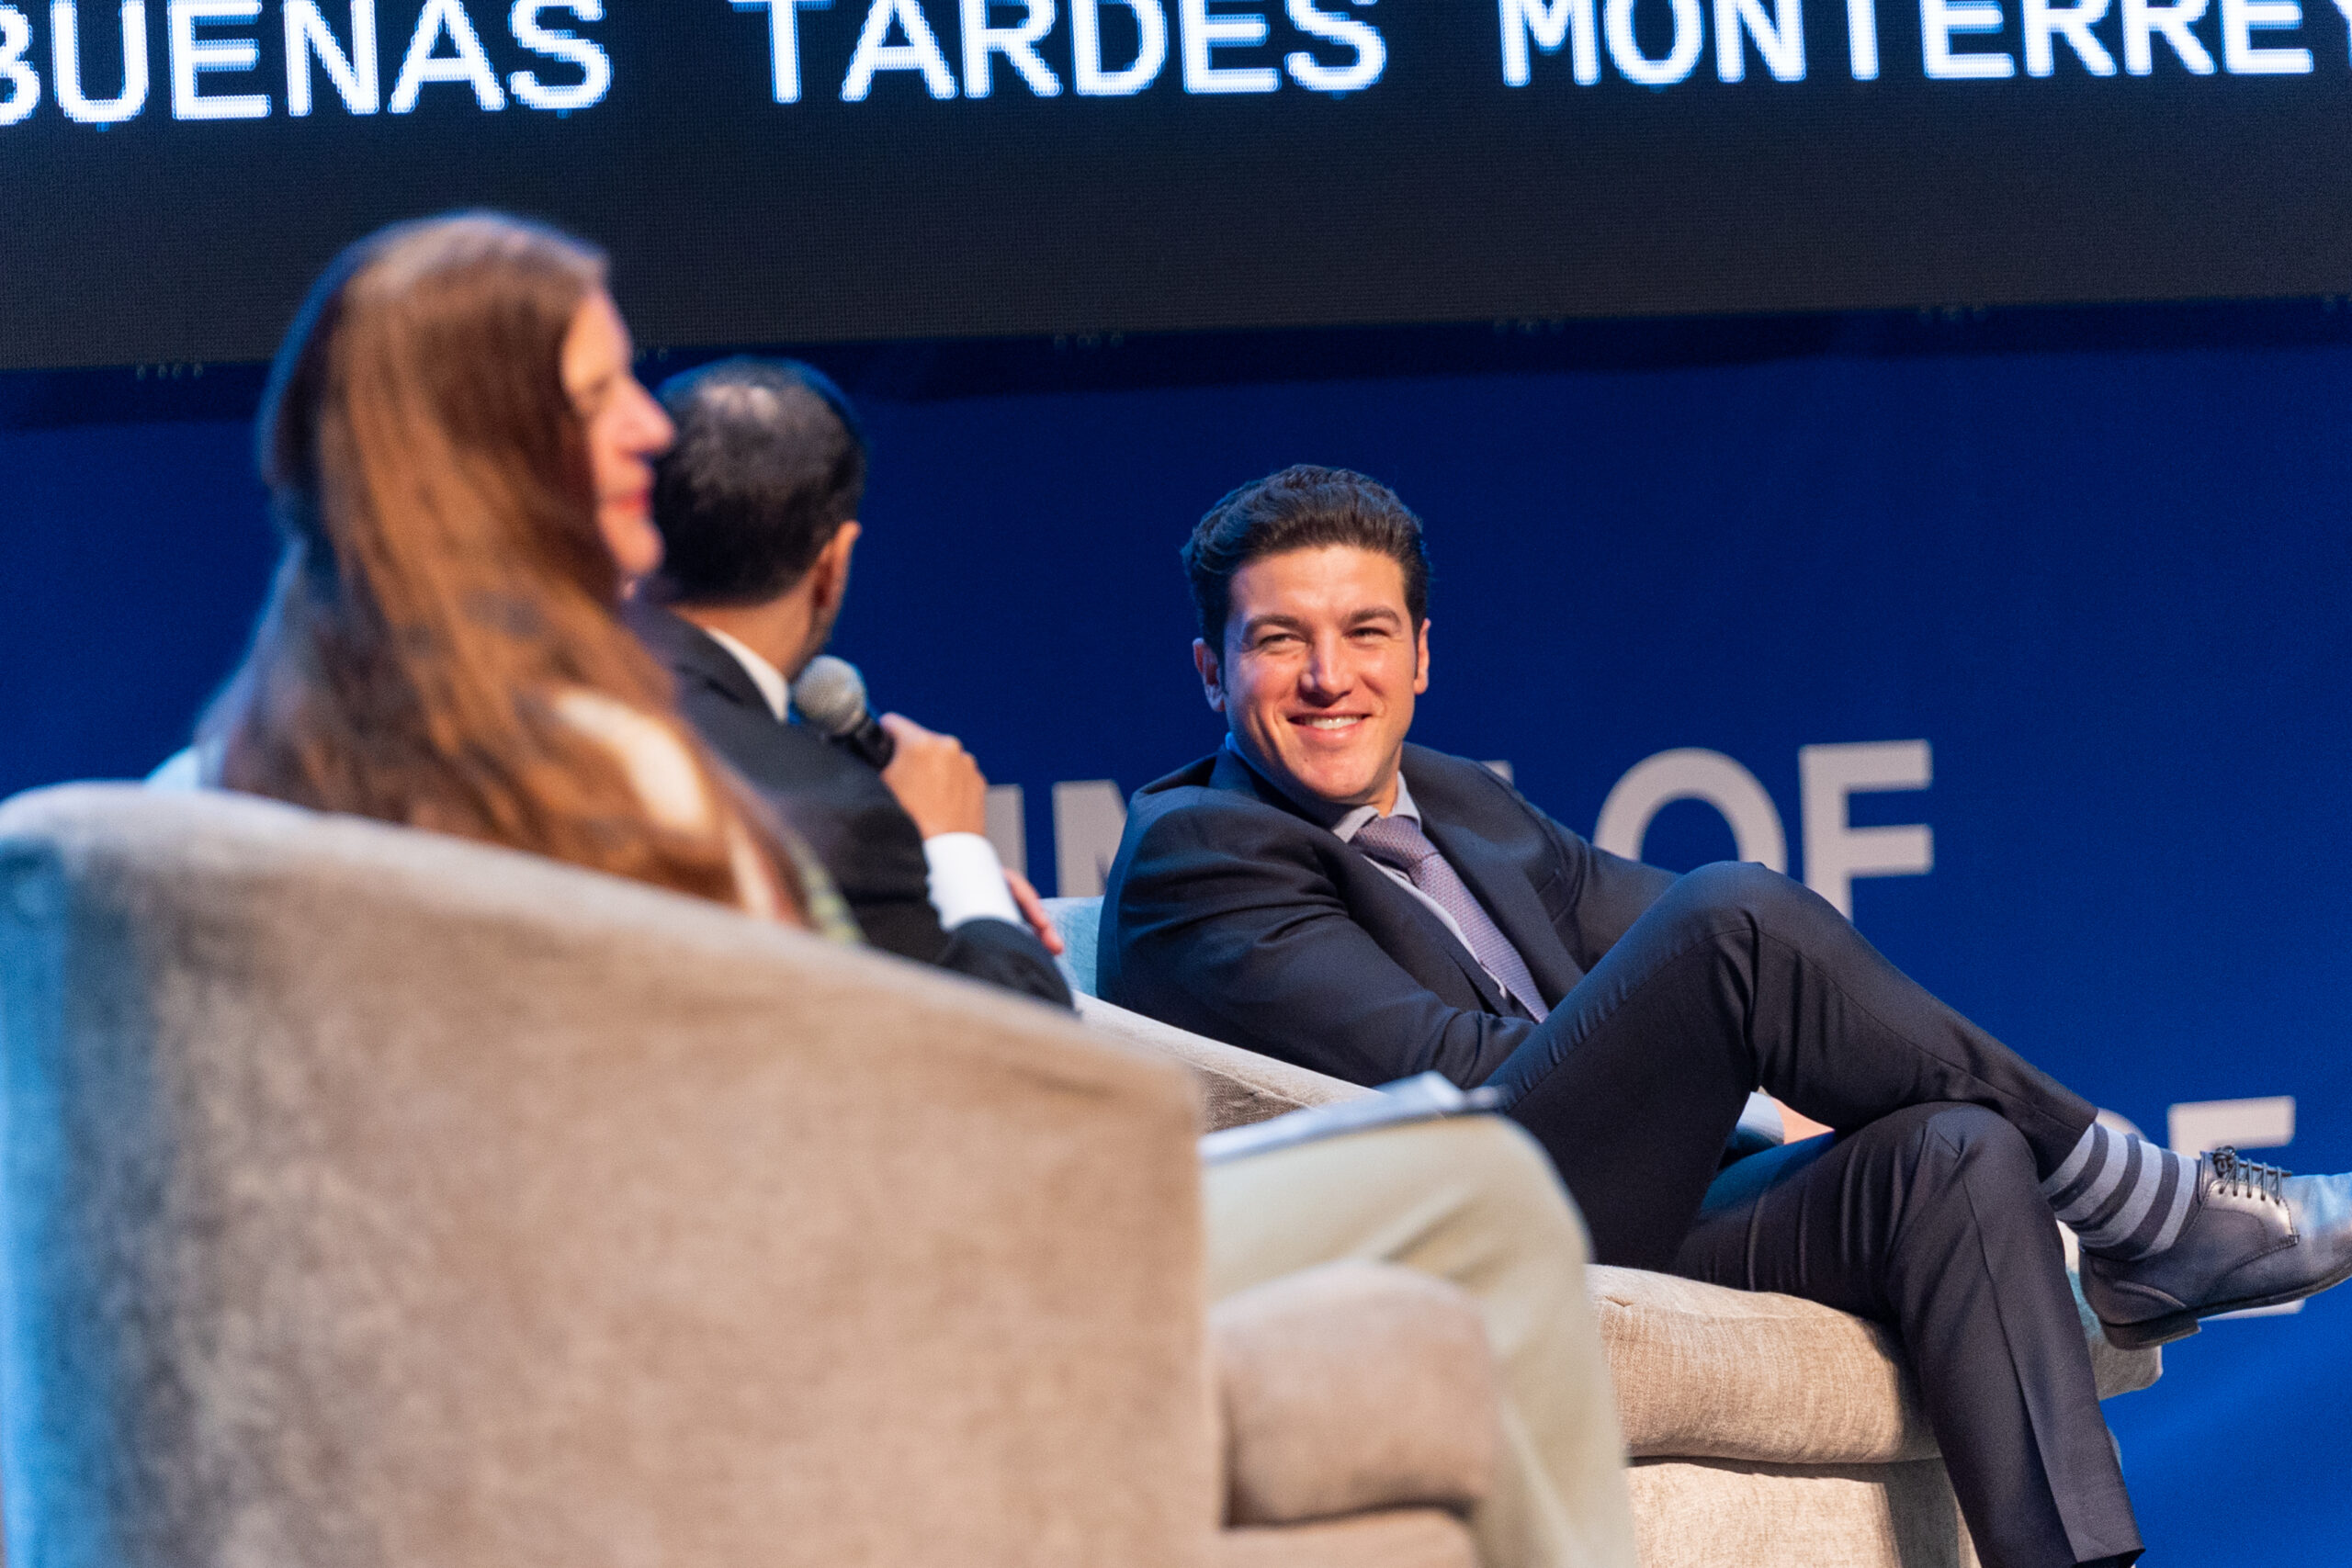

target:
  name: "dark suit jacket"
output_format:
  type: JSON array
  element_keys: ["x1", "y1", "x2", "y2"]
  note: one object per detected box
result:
[
  {"x1": 628, "y1": 603, "x2": 1071, "y2": 1009},
  {"x1": 1099, "y1": 744, "x2": 1672, "y2": 1087}
]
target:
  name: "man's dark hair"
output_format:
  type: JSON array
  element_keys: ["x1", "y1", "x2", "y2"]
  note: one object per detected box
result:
[
  {"x1": 649, "y1": 357, "x2": 867, "y2": 605},
  {"x1": 1182, "y1": 465, "x2": 1430, "y2": 651}
]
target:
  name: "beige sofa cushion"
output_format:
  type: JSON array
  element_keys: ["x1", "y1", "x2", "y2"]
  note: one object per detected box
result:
[
  {"x1": 1212, "y1": 1262, "x2": 1498, "y2": 1527},
  {"x1": 1078, "y1": 992, "x2": 1369, "y2": 1131},
  {"x1": 1046, "y1": 894, "x2": 1104, "y2": 994},
  {"x1": 1593, "y1": 1265, "x2": 2161, "y2": 1465},
  {"x1": 1627, "y1": 1457, "x2": 1978, "y2": 1568},
  {"x1": 1055, "y1": 897, "x2": 1361, "y2": 1134}
]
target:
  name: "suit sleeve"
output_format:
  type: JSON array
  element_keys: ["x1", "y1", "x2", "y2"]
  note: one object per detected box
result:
[
  {"x1": 1104, "y1": 801, "x2": 1537, "y2": 1090},
  {"x1": 934, "y1": 918, "x2": 1075, "y2": 1010}
]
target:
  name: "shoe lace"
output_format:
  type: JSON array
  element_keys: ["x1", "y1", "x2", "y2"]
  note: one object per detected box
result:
[{"x1": 2210, "y1": 1146, "x2": 2290, "y2": 1204}]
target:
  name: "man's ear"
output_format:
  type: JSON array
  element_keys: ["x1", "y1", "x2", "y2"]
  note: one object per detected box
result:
[
  {"x1": 1413, "y1": 617, "x2": 1431, "y2": 696},
  {"x1": 1193, "y1": 637, "x2": 1227, "y2": 714},
  {"x1": 809, "y1": 522, "x2": 861, "y2": 615}
]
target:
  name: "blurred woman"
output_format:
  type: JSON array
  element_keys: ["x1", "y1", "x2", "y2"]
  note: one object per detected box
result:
[{"x1": 200, "y1": 211, "x2": 849, "y2": 935}]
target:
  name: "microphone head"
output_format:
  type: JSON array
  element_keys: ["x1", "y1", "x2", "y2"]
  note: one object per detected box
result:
[{"x1": 790, "y1": 655, "x2": 870, "y2": 738}]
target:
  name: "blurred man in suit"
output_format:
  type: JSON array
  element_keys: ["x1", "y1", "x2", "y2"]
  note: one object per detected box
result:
[
  {"x1": 633, "y1": 357, "x2": 1068, "y2": 1005},
  {"x1": 1102, "y1": 464, "x2": 2352, "y2": 1568}
]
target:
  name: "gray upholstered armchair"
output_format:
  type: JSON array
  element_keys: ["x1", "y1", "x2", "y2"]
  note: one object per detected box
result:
[{"x1": 0, "y1": 785, "x2": 1514, "y2": 1568}]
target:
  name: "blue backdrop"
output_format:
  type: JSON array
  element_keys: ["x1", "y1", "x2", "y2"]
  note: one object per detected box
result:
[{"x1": 5, "y1": 305, "x2": 2349, "y2": 1561}]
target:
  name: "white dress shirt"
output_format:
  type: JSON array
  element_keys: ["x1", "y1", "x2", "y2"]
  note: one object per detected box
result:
[{"x1": 702, "y1": 626, "x2": 1022, "y2": 931}]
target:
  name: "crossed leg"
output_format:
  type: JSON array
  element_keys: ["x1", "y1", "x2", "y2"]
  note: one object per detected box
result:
[
  {"x1": 1679, "y1": 1106, "x2": 2143, "y2": 1568},
  {"x1": 1481, "y1": 862, "x2": 2130, "y2": 1567},
  {"x1": 1488, "y1": 860, "x2": 2097, "y2": 1270}
]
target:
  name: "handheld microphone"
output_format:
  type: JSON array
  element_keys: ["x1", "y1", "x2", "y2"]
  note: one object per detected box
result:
[{"x1": 790, "y1": 655, "x2": 897, "y2": 769}]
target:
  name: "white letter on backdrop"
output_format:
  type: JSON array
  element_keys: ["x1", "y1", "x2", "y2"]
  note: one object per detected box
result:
[
  {"x1": 985, "y1": 784, "x2": 1027, "y2": 880},
  {"x1": 1799, "y1": 739, "x2": 1932, "y2": 920},
  {"x1": 2221, "y1": 0, "x2": 2310, "y2": 69},
  {"x1": 842, "y1": 0, "x2": 956, "y2": 97},
  {"x1": 390, "y1": 0, "x2": 504, "y2": 109},
  {"x1": 730, "y1": 0, "x2": 828, "y2": 104},
  {"x1": 962, "y1": 0, "x2": 1060, "y2": 96},
  {"x1": 1071, "y1": 0, "x2": 1166, "y2": 90},
  {"x1": 1593, "y1": 749, "x2": 1789, "y2": 872},
  {"x1": 1178, "y1": 0, "x2": 1276, "y2": 90},
  {"x1": 2023, "y1": 0, "x2": 2116, "y2": 70},
  {"x1": 510, "y1": 0, "x2": 609, "y2": 110},
  {"x1": 1716, "y1": 0, "x2": 1804, "y2": 77},
  {"x1": 1921, "y1": 0, "x2": 2015, "y2": 73},
  {"x1": 1053, "y1": 780, "x2": 1128, "y2": 898},
  {"x1": 1500, "y1": 0, "x2": 1600, "y2": 82},
  {"x1": 1847, "y1": 0, "x2": 1880, "y2": 73},
  {"x1": 2122, "y1": 0, "x2": 2212, "y2": 68},
  {"x1": 0, "y1": 5, "x2": 41, "y2": 123},
  {"x1": 1606, "y1": 0, "x2": 1705, "y2": 82},
  {"x1": 2169, "y1": 1096, "x2": 2295, "y2": 1156},
  {"x1": 285, "y1": 0, "x2": 378, "y2": 114},
  {"x1": 52, "y1": 0, "x2": 149, "y2": 122},
  {"x1": 169, "y1": 0, "x2": 266, "y2": 118},
  {"x1": 1284, "y1": 0, "x2": 1384, "y2": 89}
]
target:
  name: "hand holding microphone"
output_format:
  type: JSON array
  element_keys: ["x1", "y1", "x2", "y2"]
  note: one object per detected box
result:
[
  {"x1": 787, "y1": 654, "x2": 1060, "y2": 953},
  {"x1": 874, "y1": 715, "x2": 989, "y2": 840},
  {"x1": 791, "y1": 655, "x2": 986, "y2": 838}
]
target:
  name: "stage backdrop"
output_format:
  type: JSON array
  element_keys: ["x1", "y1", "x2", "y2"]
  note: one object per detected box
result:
[{"x1": 4, "y1": 306, "x2": 2350, "y2": 1562}]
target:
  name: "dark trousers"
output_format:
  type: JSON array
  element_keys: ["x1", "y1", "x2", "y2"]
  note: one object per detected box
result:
[{"x1": 1487, "y1": 862, "x2": 2139, "y2": 1568}]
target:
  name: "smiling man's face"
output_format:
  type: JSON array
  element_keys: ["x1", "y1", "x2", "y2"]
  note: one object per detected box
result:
[{"x1": 1196, "y1": 544, "x2": 1430, "y2": 815}]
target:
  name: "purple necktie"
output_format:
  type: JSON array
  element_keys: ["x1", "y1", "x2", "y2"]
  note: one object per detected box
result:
[{"x1": 1351, "y1": 813, "x2": 1549, "y2": 1023}]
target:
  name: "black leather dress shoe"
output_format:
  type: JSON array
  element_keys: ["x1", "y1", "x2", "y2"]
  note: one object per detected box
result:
[{"x1": 2081, "y1": 1148, "x2": 2352, "y2": 1349}]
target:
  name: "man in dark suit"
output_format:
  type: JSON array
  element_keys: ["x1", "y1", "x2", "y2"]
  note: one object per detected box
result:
[
  {"x1": 1102, "y1": 465, "x2": 2352, "y2": 1568},
  {"x1": 631, "y1": 358, "x2": 1069, "y2": 1007}
]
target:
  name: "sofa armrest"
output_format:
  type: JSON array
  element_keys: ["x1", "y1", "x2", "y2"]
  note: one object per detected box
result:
[
  {"x1": 1211, "y1": 1262, "x2": 1498, "y2": 1527},
  {"x1": 1077, "y1": 993, "x2": 1372, "y2": 1131},
  {"x1": 0, "y1": 784, "x2": 1217, "y2": 1568},
  {"x1": 1592, "y1": 1263, "x2": 2160, "y2": 1467}
]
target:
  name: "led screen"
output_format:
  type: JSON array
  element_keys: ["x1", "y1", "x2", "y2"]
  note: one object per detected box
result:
[{"x1": 5, "y1": 0, "x2": 2352, "y2": 368}]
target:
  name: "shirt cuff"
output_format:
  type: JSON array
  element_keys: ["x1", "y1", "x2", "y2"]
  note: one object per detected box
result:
[{"x1": 922, "y1": 832, "x2": 1023, "y2": 931}]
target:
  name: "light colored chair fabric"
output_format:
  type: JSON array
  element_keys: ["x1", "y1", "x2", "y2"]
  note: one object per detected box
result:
[
  {"x1": 1046, "y1": 892, "x2": 1102, "y2": 996},
  {"x1": 1204, "y1": 1117, "x2": 1638, "y2": 1568},
  {"x1": 0, "y1": 785, "x2": 1227, "y2": 1568},
  {"x1": 1591, "y1": 1267, "x2": 2160, "y2": 1466},
  {"x1": 1080, "y1": 991, "x2": 1371, "y2": 1129},
  {"x1": 0, "y1": 784, "x2": 1530, "y2": 1568},
  {"x1": 1220, "y1": 1510, "x2": 1482, "y2": 1568},
  {"x1": 1213, "y1": 1262, "x2": 1499, "y2": 1527},
  {"x1": 1046, "y1": 894, "x2": 1371, "y2": 1131},
  {"x1": 1626, "y1": 1459, "x2": 1979, "y2": 1568}
]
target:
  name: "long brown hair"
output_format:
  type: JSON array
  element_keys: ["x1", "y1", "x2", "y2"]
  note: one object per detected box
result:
[{"x1": 206, "y1": 213, "x2": 804, "y2": 918}]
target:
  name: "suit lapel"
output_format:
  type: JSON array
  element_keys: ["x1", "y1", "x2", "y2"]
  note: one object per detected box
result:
[
  {"x1": 1419, "y1": 814, "x2": 1582, "y2": 1009},
  {"x1": 1206, "y1": 748, "x2": 1519, "y2": 1015}
]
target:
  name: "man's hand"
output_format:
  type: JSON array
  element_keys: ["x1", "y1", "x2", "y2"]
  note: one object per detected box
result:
[
  {"x1": 877, "y1": 714, "x2": 989, "y2": 839},
  {"x1": 1004, "y1": 869, "x2": 1067, "y2": 955}
]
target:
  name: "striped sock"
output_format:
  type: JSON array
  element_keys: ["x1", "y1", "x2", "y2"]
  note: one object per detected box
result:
[{"x1": 2041, "y1": 1122, "x2": 2200, "y2": 1261}]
